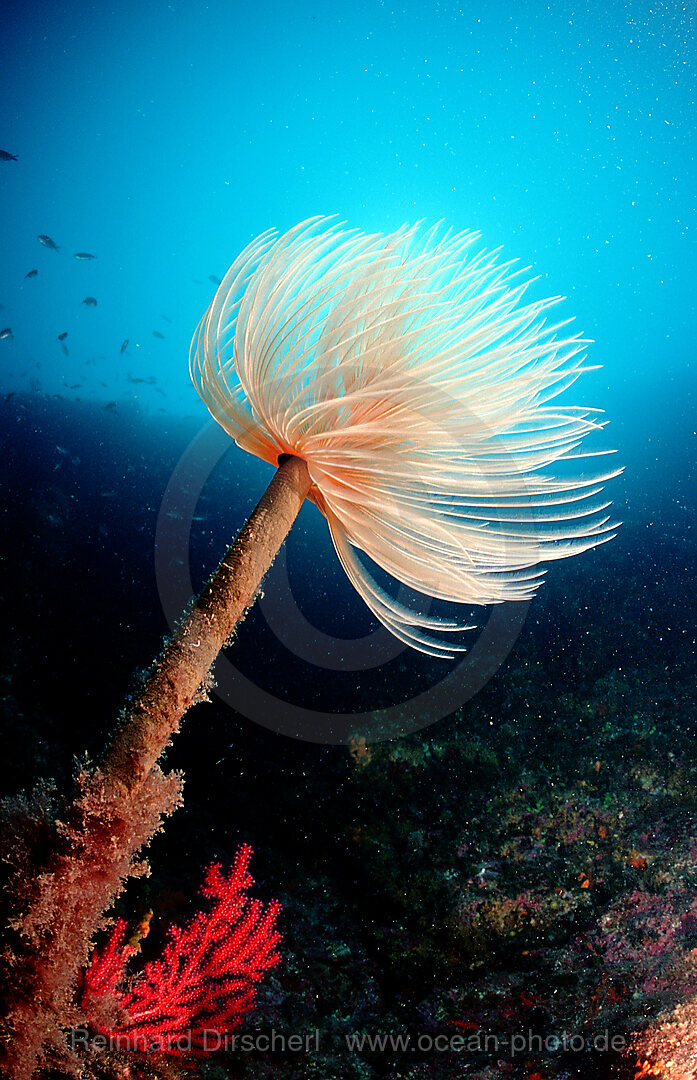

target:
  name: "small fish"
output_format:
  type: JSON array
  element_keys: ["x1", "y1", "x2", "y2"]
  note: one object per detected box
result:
[
  {"x1": 74, "y1": 252, "x2": 96, "y2": 260},
  {"x1": 208, "y1": 274, "x2": 222, "y2": 285},
  {"x1": 25, "y1": 269, "x2": 38, "y2": 278},
  {"x1": 120, "y1": 338, "x2": 129, "y2": 353},
  {"x1": 161, "y1": 314, "x2": 172, "y2": 323},
  {"x1": 57, "y1": 332, "x2": 68, "y2": 341},
  {"x1": 0, "y1": 150, "x2": 18, "y2": 162},
  {"x1": 0, "y1": 327, "x2": 13, "y2": 340},
  {"x1": 82, "y1": 296, "x2": 98, "y2": 307},
  {"x1": 61, "y1": 342, "x2": 69, "y2": 356},
  {"x1": 38, "y1": 234, "x2": 60, "y2": 251},
  {"x1": 152, "y1": 330, "x2": 165, "y2": 339}
]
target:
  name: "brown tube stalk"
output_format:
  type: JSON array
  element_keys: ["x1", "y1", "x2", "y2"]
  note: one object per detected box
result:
[{"x1": 102, "y1": 454, "x2": 312, "y2": 797}]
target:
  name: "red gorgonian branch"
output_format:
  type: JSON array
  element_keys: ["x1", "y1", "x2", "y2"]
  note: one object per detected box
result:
[{"x1": 80, "y1": 844, "x2": 282, "y2": 1055}]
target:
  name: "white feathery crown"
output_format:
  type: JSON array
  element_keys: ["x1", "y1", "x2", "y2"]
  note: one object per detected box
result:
[{"x1": 190, "y1": 216, "x2": 619, "y2": 658}]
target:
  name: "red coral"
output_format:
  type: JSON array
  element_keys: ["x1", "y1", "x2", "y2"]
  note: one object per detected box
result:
[{"x1": 81, "y1": 845, "x2": 282, "y2": 1056}]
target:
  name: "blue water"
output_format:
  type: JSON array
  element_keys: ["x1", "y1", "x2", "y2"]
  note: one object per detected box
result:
[{"x1": 1, "y1": 0, "x2": 694, "y2": 430}]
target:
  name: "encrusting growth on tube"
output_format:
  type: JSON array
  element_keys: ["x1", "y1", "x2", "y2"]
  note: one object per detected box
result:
[{"x1": 0, "y1": 455, "x2": 311, "y2": 1079}]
